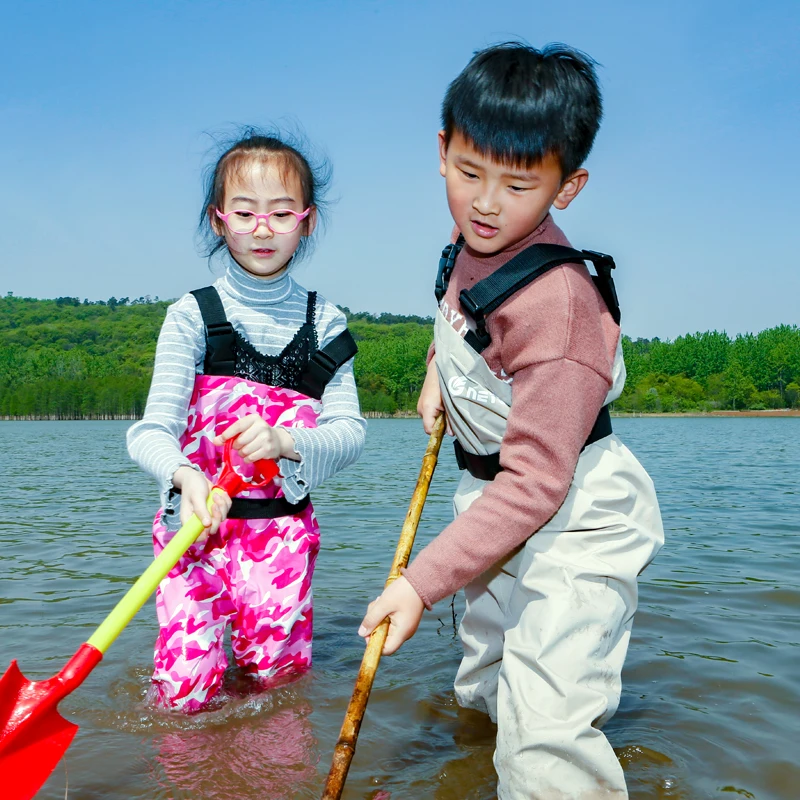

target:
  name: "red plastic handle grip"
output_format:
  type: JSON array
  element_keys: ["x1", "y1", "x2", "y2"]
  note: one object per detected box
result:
[{"x1": 214, "y1": 439, "x2": 280, "y2": 497}]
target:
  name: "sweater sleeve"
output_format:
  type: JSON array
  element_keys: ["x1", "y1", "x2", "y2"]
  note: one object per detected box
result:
[
  {"x1": 126, "y1": 298, "x2": 204, "y2": 502},
  {"x1": 403, "y1": 266, "x2": 616, "y2": 608},
  {"x1": 403, "y1": 357, "x2": 609, "y2": 607},
  {"x1": 277, "y1": 303, "x2": 366, "y2": 502}
]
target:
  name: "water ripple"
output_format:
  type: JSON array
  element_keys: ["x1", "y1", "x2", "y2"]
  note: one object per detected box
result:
[{"x1": 0, "y1": 418, "x2": 798, "y2": 798}]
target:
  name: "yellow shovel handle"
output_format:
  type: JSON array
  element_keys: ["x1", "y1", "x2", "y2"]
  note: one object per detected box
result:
[{"x1": 87, "y1": 489, "x2": 224, "y2": 655}]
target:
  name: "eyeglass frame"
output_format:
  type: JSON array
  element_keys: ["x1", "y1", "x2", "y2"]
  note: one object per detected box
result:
[{"x1": 215, "y1": 206, "x2": 312, "y2": 235}]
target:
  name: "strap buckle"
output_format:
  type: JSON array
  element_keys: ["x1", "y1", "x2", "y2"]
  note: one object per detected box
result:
[
  {"x1": 204, "y1": 321, "x2": 236, "y2": 374},
  {"x1": 311, "y1": 348, "x2": 338, "y2": 374},
  {"x1": 436, "y1": 243, "x2": 459, "y2": 302},
  {"x1": 582, "y1": 250, "x2": 621, "y2": 324},
  {"x1": 459, "y1": 288, "x2": 481, "y2": 320},
  {"x1": 460, "y1": 289, "x2": 492, "y2": 351},
  {"x1": 206, "y1": 321, "x2": 234, "y2": 336},
  {"x1": 581, "y1": 249, "x2": 616, "y2": 276}
]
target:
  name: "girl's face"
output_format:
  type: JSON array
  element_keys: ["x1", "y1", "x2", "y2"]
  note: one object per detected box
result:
[{"x1": 211, "y1": 159, "x2": 316, "y2": 280}]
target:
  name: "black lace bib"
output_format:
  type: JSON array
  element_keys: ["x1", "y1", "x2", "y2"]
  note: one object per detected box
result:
[
  {"x1": 228, "y1": 291, "x2": 318, "y2": 389},
  {"x1": 189, "y1": 286, "x2": 358, "y2": 401}
]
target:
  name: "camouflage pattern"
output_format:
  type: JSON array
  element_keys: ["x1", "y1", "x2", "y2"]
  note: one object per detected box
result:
[{"x1": 151, "y1": 373, "x2": 322, "y2": 712}]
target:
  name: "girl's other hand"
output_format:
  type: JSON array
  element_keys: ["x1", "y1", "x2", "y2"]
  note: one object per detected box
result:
[
  {"x1": 417, "y1": 357, "x2": 445, "y2": 435},
  {"x1": 357, "y1": 576, "x2": 425, "y2": 655},
  {"x1": 214, "y1": 414, "x2": 299, "y2": 462},
  {"x1": 172, "y1": 465, "x2": 231, "y2": 543}
]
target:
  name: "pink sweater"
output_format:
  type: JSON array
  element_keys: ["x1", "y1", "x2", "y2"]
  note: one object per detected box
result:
[{"x1": 403, "y1": 215, "x2": 620, "y2": 608}]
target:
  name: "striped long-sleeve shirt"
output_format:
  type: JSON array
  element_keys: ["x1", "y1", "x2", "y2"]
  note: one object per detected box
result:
[{"x1": 127, "y1": 261, "x2": 366, "y2": 510}]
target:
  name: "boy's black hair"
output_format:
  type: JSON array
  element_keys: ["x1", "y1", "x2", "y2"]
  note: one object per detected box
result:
[{"x1": 442, "y1": 42, "x2": 602, "y2": 177}]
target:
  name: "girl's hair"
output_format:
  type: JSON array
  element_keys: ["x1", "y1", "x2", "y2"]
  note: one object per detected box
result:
[{"x1": 198, "y1": 126, "x2": 331, "y2": 264}]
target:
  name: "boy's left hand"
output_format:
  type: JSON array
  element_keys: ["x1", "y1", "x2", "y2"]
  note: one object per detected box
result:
[
  {"x1": 358, "y1": 576, "x2": 425, "y2": 655},
  {"x1": 214, "y1": 414, "x2": 299, "y2": 462}
]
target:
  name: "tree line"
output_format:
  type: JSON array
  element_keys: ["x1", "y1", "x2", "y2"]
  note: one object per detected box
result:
[
  {"x1": 619, "y1": 327, "x2": 800, "y2": 412},
  {"x1": 1, "y1": 293, "x2": 798, "y2": 418}
]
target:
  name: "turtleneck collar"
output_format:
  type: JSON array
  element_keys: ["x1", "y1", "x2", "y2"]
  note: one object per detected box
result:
[
  {"x1": 462, "y1": 213, "x2": 555, "y2": 270},
  {"x1": 219, "y1": 257, "x2": 294, "y2": 306}
]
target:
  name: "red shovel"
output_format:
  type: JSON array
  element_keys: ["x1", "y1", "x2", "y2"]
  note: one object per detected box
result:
[{"x1": 0, "y1": 440, "x2": 279, "y2": 800}]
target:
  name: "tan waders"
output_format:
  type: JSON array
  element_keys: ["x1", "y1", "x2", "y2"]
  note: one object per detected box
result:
[{"x1": 434, "y1": 307, "x2": 664, "y2": 800}]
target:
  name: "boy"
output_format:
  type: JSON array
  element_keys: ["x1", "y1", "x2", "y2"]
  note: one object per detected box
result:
[{"x1": 359, "y1": 43, "x2": 664, "y2": 799}]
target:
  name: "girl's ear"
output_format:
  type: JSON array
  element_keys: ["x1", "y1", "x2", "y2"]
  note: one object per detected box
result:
[
  {"x1": 209, "y1": 206, "x2": 225, "y2": 237},
  {"x1": 303, "y1": 206, "x2": 318, "y2": 237}
]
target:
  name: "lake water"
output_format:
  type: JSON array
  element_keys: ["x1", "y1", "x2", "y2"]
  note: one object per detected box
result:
[{"x1": 0, "y1": 418, "x2": 798, "y2": 800}]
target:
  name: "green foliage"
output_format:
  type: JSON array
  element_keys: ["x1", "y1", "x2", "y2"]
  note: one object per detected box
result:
[
  {"x1": 0, "y1": 294, "x2": 167, "y2": 418},
  {"x1": 619, "y1": 325, "x2": 800, "y2": 412},
  {"x1": 349, "y1": 319, "x2": 432, "y2": 412},
  {"x1": 338, "y1": 306, "x2": 434, "y2": 326},
  {"x1": 2, "y1": 295, "x2": 798, "y2": 417},
  {"x1": 0, "y1": 295, "x2": 434, "y2": 418},
  {"x1": 615, "y1": 373, "x2": 706, "y2": 413}
]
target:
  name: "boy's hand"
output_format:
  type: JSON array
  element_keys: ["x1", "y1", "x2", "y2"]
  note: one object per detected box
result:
[
  {"x1": 417, "y1": 357, "x2": 445, "y2": 434},
  {"x1": 358, "y1": 576, "x2": 425, "y2": 655},
  {"x1": 214, "y1": 414, "x2": 299, "y2": 462},
  {"x1": 172, "y1": 465, "x2": 231, "y2": 543}
]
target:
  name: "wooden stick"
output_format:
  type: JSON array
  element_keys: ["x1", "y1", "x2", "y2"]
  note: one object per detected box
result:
[{"x1": 322, "y1": 414, "x2": 447, "y2": 800}]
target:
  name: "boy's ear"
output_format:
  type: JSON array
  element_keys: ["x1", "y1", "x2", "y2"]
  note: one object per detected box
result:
[
  {"x1": 303, "y1": 206, "x2": 318, "y2": 237},
  {"x1": 553, "y1": 169, "x2": 589, "y2": 210},
  {"x1": 438, "y1": 130, "x2": 448, "y2": 177}
]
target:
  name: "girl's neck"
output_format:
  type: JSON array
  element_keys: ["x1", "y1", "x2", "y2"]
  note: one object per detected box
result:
[{"x1": 221, "y1": 257, "x2": 293, "y2": 305}]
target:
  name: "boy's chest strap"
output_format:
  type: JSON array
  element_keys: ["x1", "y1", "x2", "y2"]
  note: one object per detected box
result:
[{"x1": 453, "y1": 406, "x2": 613, "y2": 481}]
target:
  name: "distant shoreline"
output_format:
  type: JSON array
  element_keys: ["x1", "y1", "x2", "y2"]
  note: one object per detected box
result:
[
  {"x1": 611, "y1": 410, "x2": 800, "y2": 418},
  {"x1": 3, "y1": 410, "x2": 799, "y2": 422},
  {"x1": 1, "y1": 414, "x2": 139, "y2": 421}
]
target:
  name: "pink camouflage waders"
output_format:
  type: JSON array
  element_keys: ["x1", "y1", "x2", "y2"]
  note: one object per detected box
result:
[{"x1": 151, "y1": 287, "x2": 357, "y2": 711}]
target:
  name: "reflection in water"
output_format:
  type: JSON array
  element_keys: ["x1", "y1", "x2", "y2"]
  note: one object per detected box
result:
[{"x1": 151, "y1": 702, "x2": 318, "y2": 800}]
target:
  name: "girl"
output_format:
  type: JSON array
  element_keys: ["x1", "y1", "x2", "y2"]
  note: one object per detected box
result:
[{"x1": 128, "y1": 129, "x2": 365, "y2": 712}]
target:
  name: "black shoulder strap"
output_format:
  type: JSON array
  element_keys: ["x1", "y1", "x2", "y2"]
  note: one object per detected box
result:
[
  {"x1": 459, "y1": 245, "x2": 621, "y2": 353},
  {"x1": 435, "y1": 234, "x2": 466, "y2": 303},
  {"x1": 296, "y1": 328, "x2": 358, "y2": 400},
  {"x1": 190, "y1": 287, "x2": 236, "y2": 375}
]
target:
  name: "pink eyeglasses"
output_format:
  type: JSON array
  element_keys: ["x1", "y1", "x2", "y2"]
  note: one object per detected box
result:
[{"x1": 216, "y1": 207, "x2": 311, "y2": 235}]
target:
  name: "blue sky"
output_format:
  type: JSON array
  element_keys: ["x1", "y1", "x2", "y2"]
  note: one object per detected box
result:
[{"x1": 1, "y1": 0, "x2": 798, "y2": 339}]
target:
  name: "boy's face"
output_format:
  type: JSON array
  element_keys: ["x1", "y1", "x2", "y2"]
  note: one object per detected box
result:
[{"x1": 439, "y1": 131, "x2": 588, "y2": 255}]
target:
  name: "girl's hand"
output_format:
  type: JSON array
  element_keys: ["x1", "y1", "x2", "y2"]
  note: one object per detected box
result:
[
  {"x1": 417, "y1": 357, "x2": 445, "y2": 435},
  {"x1": 357, "y1": 576, "x2": 425, "y2": 655},
  {"x1": 172, "y1": 465, "x2": 231, "y2": 542},
  {"x1": 214, "y1": 414, "x2": 299, "y2": 462}
]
